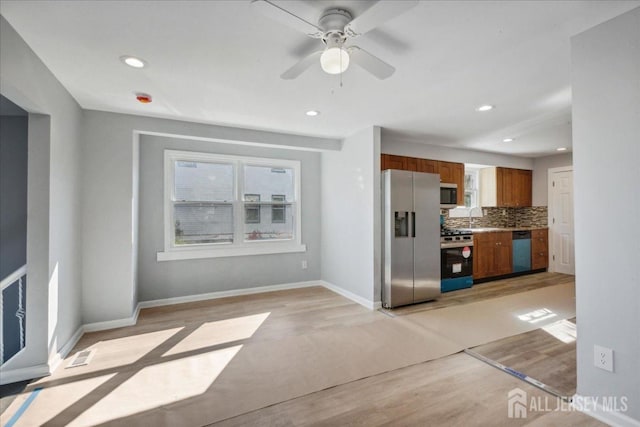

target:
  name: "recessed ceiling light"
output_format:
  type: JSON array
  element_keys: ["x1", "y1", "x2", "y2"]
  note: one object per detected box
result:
[
  {"x1": 305, "y1": 110, "x2": 319, "y2": 117},
  {"x1": 503, "y1": 138, "x2": 514, "y2": 142},
  {"x1": 120, "y1": 55, "x2": 146, "y2": 68},
  {"x1": 476, "y1": 105, "x2": 494, "y2": 112},
  {"x1": 557, "y1": 147, "x2": 568, "y2": 151}
]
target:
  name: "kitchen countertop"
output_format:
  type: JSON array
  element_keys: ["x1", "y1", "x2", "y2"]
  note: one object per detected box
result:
[{"x1": 456, "y1": 226, "x2": 548, "y2": 233}]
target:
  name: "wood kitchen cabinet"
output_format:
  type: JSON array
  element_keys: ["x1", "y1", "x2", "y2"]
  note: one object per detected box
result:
[
  {"x1": 531, "y1": 228, "x2": 549, "y2": 270},
  {"x1": 438, "y1": 161, "x2": 465, "y2": 206},
  {"x1": 480, "y1": 167, "x2": 532, "y2": 207},
  {"x1": 473, "y1": 231, "x2": 513, "y2": 280},
  {"x1": 381, "y1": 155, "x2": 464, "y2": 205}
]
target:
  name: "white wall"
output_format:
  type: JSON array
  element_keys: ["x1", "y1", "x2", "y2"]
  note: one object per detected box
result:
[
  {"x1": 381, "y1": 136, "x2": 534, "y2": 170},
  {"x1": 0, "y1": 16, "x2": 83, "y2": 374},
  {"x1": 321, "y1": 126, "x2": 381, "y2": 306},
  {"x1": 531, "y1": 152, "x2": 573, "y2": 206},
  {"x1": 137, "y1": 135, "x2": 321, "y2": 301},
  {"x1": 572, "y1": 7, "x2": 640, "y2": 423},
  {"x1": 81, "y1": 110, "x2": 340, "y2": 324}
]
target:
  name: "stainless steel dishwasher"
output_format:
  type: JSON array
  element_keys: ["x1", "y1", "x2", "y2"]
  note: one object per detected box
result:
[{"x1": 512, "y1": 231, "x2": 531, "y2": 273}]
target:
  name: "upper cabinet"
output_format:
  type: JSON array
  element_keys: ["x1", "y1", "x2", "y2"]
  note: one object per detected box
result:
[
  {"x1": 479, "y1": 167, "x2": 532, "y2": 207},
  {"x1": 380, "y1": 154, "x2": 464, "y2": 206}
]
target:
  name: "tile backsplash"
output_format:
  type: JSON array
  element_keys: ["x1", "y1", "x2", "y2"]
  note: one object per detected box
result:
[{"x1": 443, "y1": 206, "x2": 548, "y2": 229}]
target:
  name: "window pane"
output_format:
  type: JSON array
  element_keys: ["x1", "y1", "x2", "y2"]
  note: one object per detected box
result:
[
  {"x1": 244, "y1": 194, "x2": 260, "y2": 224},
  {"x1": 175, "y1": 161, "x2": 233, "y2": 202},
  {"x1": 244, "y1": 165, "x2": 294, "y2": 202},
  {"x1": 174, "y1": 203, "x2": 233, "y2": 244},
  {"x1": 272, "y1": 195, "x2": 285, "y2": 223},
  {"x1": 244, "y1": 204, "x2": 294, "y2": 241}
]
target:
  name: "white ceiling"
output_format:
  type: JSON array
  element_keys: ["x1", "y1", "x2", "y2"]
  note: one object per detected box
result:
[{"x1": 1, "y1": 0, "x2": 638, "y2": 157}]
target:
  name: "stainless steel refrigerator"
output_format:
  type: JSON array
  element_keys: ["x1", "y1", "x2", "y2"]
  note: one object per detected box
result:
[{"x1": 382, "y1": 170, "x2": 441, "y2": 308}]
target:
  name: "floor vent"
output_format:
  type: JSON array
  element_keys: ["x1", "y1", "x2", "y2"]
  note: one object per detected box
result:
[{"x1": 66, "y1": 349, "x2": 96, "y2": 368}]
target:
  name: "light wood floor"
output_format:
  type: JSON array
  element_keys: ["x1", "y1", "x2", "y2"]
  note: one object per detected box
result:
[
  {"x1": 471, "y1": 318, "x2": 577, "y2": 397},
  {"x1": 214, "y1": 352, "x2": 598, "y2": 426},
  {"x1": 383, "y1": 272, "x2": 574, "y2": 315},
  {"x1": 5, "y1": 273, "x2": 592, "y2": 426}
]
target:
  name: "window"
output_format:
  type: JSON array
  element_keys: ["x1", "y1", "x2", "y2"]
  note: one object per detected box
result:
[
  {"x1": 464, "y1": 169, "x2": 479, "y2": 208},
  {"x1": 159, "y1": 150, "x2": 305, "y2": 261},
  {"x1": 271, "y1": 195, "x2": 286, "y2": 223}
]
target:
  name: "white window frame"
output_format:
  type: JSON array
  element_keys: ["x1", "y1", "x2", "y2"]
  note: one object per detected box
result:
[{"x1": 157, "y1": 150, "x2": 305, "y2": 261}]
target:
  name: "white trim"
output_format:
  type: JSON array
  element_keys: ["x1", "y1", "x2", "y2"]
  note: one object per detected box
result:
[
  {"x1": 48, "y1": 325, "x2": 84, "y2": 372},
  {"x1": 162, "y1": 149, "x2": 303, "y2": 261},
  {"x1": 572, "y1": 394, "x2": 640, "y2": 427},
  {"x1": 1, "y1": 264, "x2": 27, "y2": 290},
  {"x1": 83, "y1": 304, "x2": 141, "y2": 333},
  {"x1": 139, "y1": 280, "x2": 321, "y2": 309},
  {"x1": 547, "y1": 166, "x2": 573, "y2": 273},
  {"x1": 157, "y1": 243, "x2": 306, "y2": 261},
  {"x1": 0, "y1": 363, "x2": 50, "y2": 385},
  {"x1": 319, "y1": 280, "x2": 380, "y2": 310}
]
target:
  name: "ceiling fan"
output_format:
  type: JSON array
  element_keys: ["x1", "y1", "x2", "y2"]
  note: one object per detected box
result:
[{"x1": 250, "y1": 0, "x2": 418, "y2": 80}]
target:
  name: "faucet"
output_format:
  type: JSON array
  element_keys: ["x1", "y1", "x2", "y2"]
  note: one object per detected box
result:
[{"x1": 468, "y1": 206, "x2": 482, "y2": 228}]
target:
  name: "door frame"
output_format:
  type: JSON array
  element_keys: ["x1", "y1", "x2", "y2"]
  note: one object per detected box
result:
[{"x1": 547, "y1": 166, "x2": 574, "y2": 274}]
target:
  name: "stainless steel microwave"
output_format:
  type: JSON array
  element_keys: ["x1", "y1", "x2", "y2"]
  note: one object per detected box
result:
[{"x1": 440, "y1": 183, "x2": 458, "y2": 208}]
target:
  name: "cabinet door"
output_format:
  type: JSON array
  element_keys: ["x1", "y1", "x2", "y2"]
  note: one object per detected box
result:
[
  {"x1": 473, "y1": 232, "x2": 495, "y2": 279},
  {"x1": 437, "y1": 161, "x2": 454, "y2": 183},
  {"x1": 405, "y1": 157, "x2": 419, "y2": 172},
  {"x1": 531, "y1": 228, "x2": 548, "y2": 269},
  {"x1": 497, "y1": 167, "x2": 515, "y2": 207},
  {"x1": 382, "y1": 154, "x2": 406, "y2": 171},
  {"x1": 416, "y1": 159, "x2": 438, "y2": 173},
  {"x1": 515, "y1": 169, "x2": 532, "y2": 207},
  {"x1": 453, "y1": 163, "x2": 465, "y2": 206},
  {"x1": 494, "y1": 231, "x2": 513, "y2": 275}
]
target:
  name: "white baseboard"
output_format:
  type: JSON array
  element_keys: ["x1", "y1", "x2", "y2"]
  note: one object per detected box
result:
[
  {"x1": 83, "y1": 304, "x2": 141, "y2": 333},
  {"x1": 320, "y1": 280, "x2": 378, "y2": 310},
  {"x1": 48, "y1": 325, "x2": 85, "y2": 372},
  {"x1": 572, "y1": 394, "x2": 640, "y2": 427},
  {"x1": 138, "y1": 280, "x2": 321, "y2": 309},
  {"x1": 0, "y1": 363, "x2": 50, "y2": 385}
]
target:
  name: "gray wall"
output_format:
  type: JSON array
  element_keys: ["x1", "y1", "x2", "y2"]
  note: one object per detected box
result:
[
  {"x1": 572, "y1": 7, "x2": 640, "y2": 422},
  {"x1": 81, "y1": 110, "x2": 339, "y2": 324},
  {"x1": 138, "y1": 135, "x2": 321, "y2": 301},
  {"x1": 0, "y1": 115, "x2": 27, "y2": 279},
  {"x1": 1, "y1": 15, "x2": 84, "y2": 372},
  {"x1": 531, "y1": 152, "x2": 573, "y2": 206}
]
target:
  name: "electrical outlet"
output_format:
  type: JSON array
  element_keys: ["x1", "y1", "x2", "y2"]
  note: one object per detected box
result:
[
  {"x1": 301, "y1": 260, "x2": 308, "y2": 269},
  {"x1": 594, "y1": 345, "x2": 614, "y2": 372}
]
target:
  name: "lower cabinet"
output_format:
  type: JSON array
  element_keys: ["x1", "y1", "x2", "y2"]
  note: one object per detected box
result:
[
  {"x1": 473, "y1": 231, "x2": 513, "y2": 280},
  {"x1": 531, "y1": 228, "x2": 549, "y2": 270}
]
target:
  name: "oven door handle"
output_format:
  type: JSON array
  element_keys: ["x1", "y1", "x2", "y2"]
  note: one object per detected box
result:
[{"x1": 440, "y1": 242, "x2": 474, "y2": 249}]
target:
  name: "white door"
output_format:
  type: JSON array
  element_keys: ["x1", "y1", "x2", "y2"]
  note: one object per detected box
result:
[{"x1": 549, "y1": 168, "x2": 574, "y2": 274}]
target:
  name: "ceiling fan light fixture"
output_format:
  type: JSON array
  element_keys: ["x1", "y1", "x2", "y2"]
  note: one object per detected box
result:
[{"x1": 320, "y1": 47, "x2": 350, "y2": 75}]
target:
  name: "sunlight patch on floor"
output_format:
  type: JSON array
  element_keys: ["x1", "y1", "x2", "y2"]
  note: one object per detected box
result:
[
  {"x1": 163, "y1": 312, "x2": 270, "y2": 356},
  {"x1": 517, "y1": 308, "x2": 557, "y2": 324},
  {"x1": 542, "y1": 319, "x2": 577, "y2": 343},
  {"x1": 69, "y1": 345, "x2": 243, "y2": 426}
]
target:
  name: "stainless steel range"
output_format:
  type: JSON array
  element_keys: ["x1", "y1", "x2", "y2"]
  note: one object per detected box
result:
[{"x1": 440, "y1": 228, "x2": 474, "y2": 292}]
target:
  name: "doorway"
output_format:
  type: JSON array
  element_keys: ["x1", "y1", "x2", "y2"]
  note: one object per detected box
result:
[{"x1": 548, "y1": 167, "x2": 575, "y2": 275}]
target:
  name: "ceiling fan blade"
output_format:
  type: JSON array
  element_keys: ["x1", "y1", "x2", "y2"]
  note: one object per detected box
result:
[
  {"x1": 344, "y1": 0, "x2": 419, "y2": 37},
  {"x1": 250, "y1": 0, "x2": 323, "y2": 38},
  {"x1": 281, "y1": 51, "x2": 323, "y2": 79},
  {"x1": 347, "y1": 46, "x2": 395, "y2": 80}
]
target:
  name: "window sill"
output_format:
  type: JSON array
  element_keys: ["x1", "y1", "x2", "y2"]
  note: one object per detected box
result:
[{"x1": 157, "y1": 243, "x2": 307, "y2": 262}]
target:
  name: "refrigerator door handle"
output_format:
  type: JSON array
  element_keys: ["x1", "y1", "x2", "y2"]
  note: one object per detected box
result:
[{"x1": 411, "y1": 212, "x2": 416, "y2": 237}]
